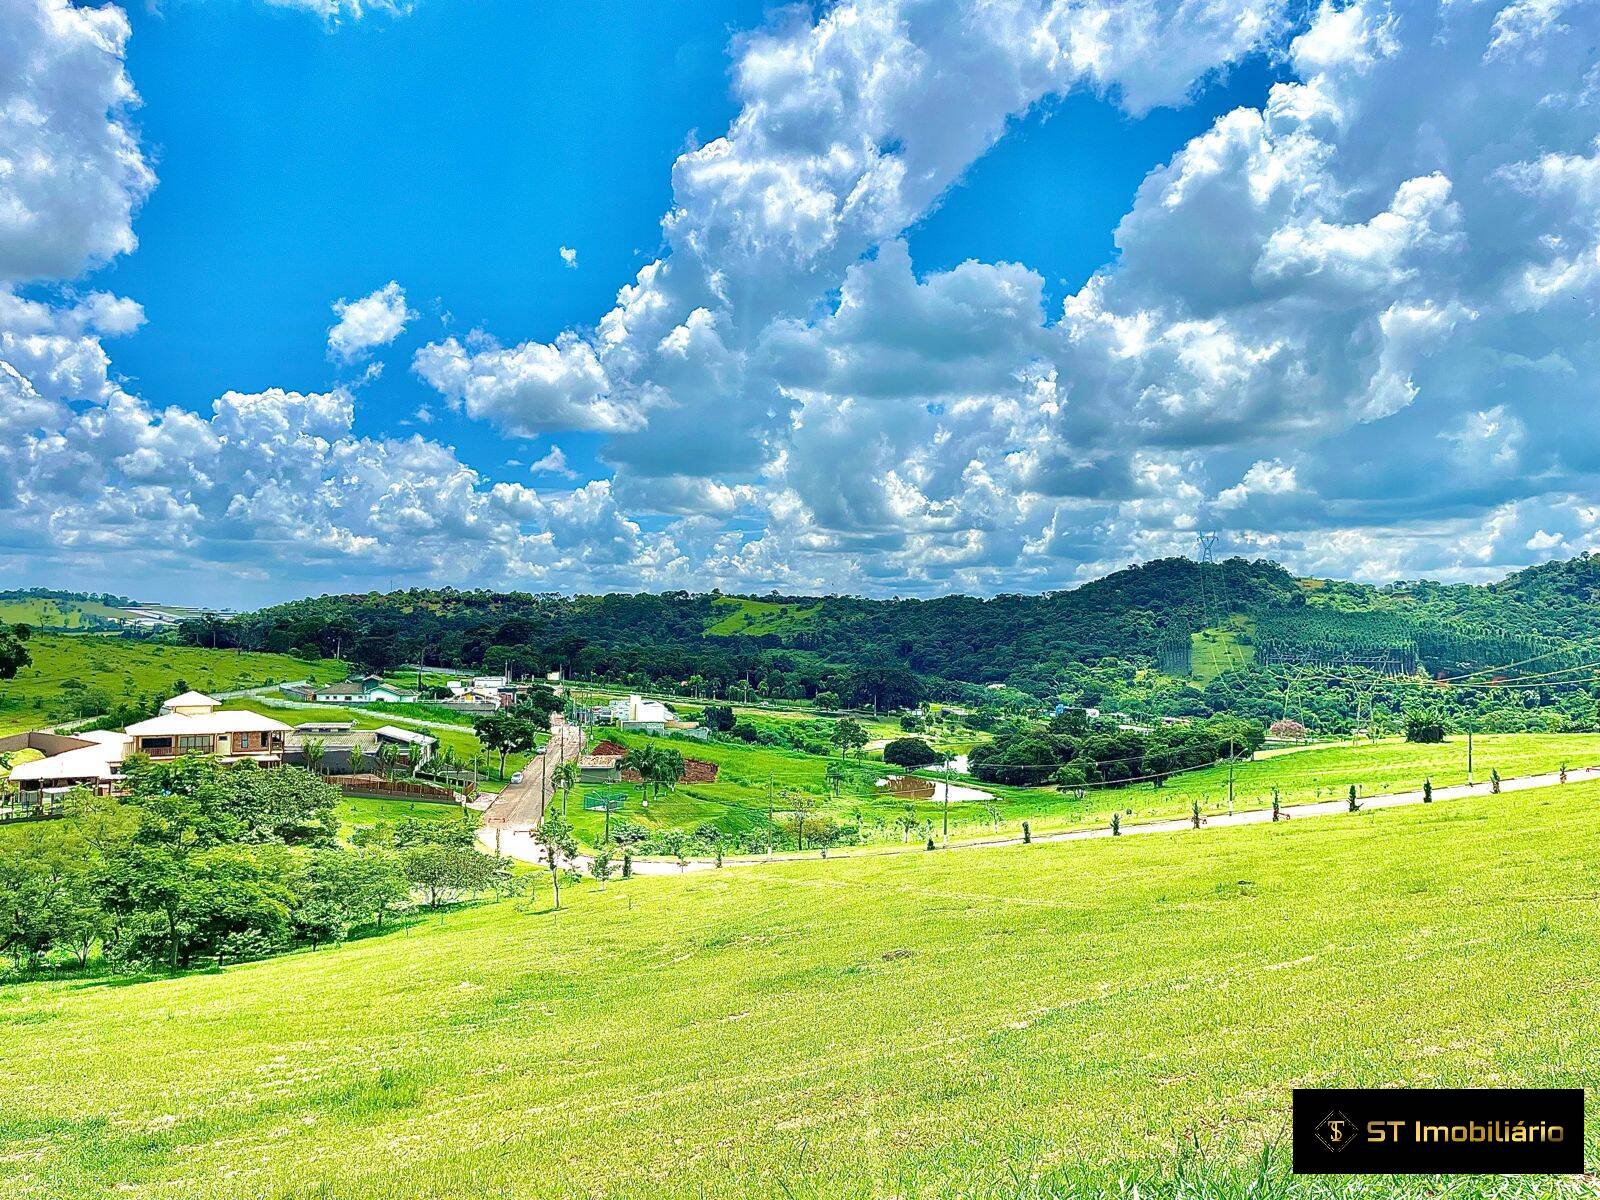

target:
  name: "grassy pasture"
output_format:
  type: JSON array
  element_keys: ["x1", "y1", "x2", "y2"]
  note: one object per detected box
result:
[
  {"x1": 0, "y1": 635, "x2": 347, "y2": 735},
  {"x1": 335, "y1": 794, "x2": 469, "y2": 840},
  {"x1": 2, "y1": 783, "x2": 1596, "y2": 1198},
  {"x1": 568, "y1": 727, "x2": 1600, "y2": 849},
  {"x1": 1189, "y1": 616, "x2": 1256, "y2": 681},
  {"x1": 702, "y1": 595, "x2": 822, "y2": 637},
  {"x1": 911, "y1": 731, "x2": 1600, "y2": 845},
  {"x1": 0, "y1": 598, "x2": 130, "y2": 628}
]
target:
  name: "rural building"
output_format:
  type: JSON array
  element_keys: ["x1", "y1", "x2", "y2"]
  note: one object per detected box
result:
[
  {"x1": 126, "y1": 693, "x2": 291, "y2": 763},
  {"x1": 3, "y1": 730, "x2": 132, "y2": 803},
  {"x1": 283, "y1": 723, "x2": 437, "y2": 772},
  {"x1": 578, "y1": 753, "x2": 623, "y2": 782},
  {"x1": 372, "y1": 725, "x2": 438, "y2": 763},
  {"x1": 312, "y1": 676, "x2": 422, "y2": 704},
  {"x1": 583, "y1": 694, "x2": 678, "y2": 730},
  {"x1": 3, "y1": 692, "x2": 291, "y2": 807}
]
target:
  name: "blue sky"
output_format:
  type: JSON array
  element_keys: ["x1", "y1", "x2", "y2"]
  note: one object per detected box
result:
[
  {"x1": 100, "y1": 2, "x2": 1280, "y2": 495},
  {"x1": 104, "y1": 0, "x2": 769, "y2": 484},
  {"x1": 3, "y1": 0, "x2": 1598, "y2": 606}
]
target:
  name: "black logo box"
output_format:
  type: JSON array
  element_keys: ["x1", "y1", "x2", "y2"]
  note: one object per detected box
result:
[{"x1": 1293, "y1": 1088, "x2": 1585, "y2": 1175}]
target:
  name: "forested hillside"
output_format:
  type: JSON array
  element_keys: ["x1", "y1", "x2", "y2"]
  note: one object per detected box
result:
[{"x1": 171, "y1": 553, "x2": 1600, "y2": 736}]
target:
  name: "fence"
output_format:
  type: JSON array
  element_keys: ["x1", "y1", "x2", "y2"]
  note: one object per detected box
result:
[{"x1": 328, "y1": 774, "x2": 464, "y2": 804}]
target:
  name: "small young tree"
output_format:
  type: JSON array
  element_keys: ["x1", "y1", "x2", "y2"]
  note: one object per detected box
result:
[
  {"x1": 661, "y1": 829, "x2": 691, "y2": 872},
  {"x1": 1191, "y1": 799, "x2": 1203, "y2": 829},
  {"x1": 589, "y1": 844, "x2": 615, "y2": 890},
  {"x1": 1559, "y1": 762, "x2": 1569, "y2": 785},
  {"x1": 375, "y1": 742, "x2": 401, "y2": 781},
  {"x1": 552, "y1": 760, "x2": 580, "y2": 815},
  {"x1": 302, "y1": 737, "x2": 326, "y2": 776},
  {"x1": 1347, "y1": 785, "x2": 1361, "y2": 813},
  {"x1": 1110, "y1": 813, "x2": 1121, "y2": 837},
  {"x1": 1422, "y1": 778, "x2": 1433, "y2": 803},
  {"x1": 1490, "y1": 768, "x2": 1501, "y2": 795},
  {"x1": 1271, "y1": 793, "x2": 1283, "y2": 822},
  {"x1": 533, "y1": 812, "x2": 578, "y2": 910},
  {"x1": 825, "y1": 760, "x2": 845, "y2": 800}
]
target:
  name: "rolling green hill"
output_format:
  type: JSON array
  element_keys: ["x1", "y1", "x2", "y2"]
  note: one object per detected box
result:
[
  {"x1": 0, "y1": 635, "x2": 347, "y2": 734},
  {"x1": 3, "y1": 783, "x2": 1595, "y2": 1198},
  {"x1": 0, "y1": 597, "x2": 130, "y2": 629},
  {"x1": 181, "y1": 553, "x2": 1600, "y2": 727},
  {"x1": 703, "y1": 595, "x2": 822, "y2": 637}
]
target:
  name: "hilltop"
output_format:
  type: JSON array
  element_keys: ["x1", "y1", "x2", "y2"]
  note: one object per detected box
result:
[{"x1": 164, "y1": 553, "x2": 1600, "y2": 734}]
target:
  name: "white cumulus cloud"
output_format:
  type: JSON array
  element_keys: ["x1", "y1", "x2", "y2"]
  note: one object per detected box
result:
[{"x1": 327, "y1": 281, "x2": 416, "y2": 362}]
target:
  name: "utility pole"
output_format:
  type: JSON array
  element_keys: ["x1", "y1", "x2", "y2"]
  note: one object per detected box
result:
[
  {"x1": 1227, "y1": 738, "x2": 1236, "y2": 810},
  {"x1": 1467, "y1": 721, "x2": 1475, "y2": 786},
  {"x1": 942, "y1": 755, "x2": 951, "y2": 844}
]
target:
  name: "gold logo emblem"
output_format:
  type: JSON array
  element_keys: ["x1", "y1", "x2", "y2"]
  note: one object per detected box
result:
[{"x1": 1316, "y1": 1110, "x2": 1360, "y2": 1154}]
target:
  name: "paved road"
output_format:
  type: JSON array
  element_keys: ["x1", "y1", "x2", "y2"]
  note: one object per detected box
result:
[
  {"x1": 479, "y1": 761, "x2": 1600, "y2": 877},
  {"x1": 478, "y1": 723, "x2": 584, "y2": 836}
]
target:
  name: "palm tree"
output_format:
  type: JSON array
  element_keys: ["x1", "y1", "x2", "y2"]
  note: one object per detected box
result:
[
  {"x1": 301, "y1": 737, "x2": 326, "y2": 775},
  {"x1": 553, "y1": 760, "x2": 580, "y2": 816}
]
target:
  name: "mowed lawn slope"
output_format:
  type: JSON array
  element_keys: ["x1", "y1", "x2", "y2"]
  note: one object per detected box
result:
[{"x1": 5, "y1": 787, "x2": 1599, "y2": 1199}]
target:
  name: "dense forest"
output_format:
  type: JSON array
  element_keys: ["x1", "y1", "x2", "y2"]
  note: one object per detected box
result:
[{"x1": 154, "y1": 552, "x2": 1600, "y2": 736}]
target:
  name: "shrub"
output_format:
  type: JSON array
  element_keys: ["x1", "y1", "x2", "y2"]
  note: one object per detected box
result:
[
  {"x1": 882, "y1": 737, "x2": 940, "y2": 768},
  {"x1": 1404, "y1": 711, "x2": 1446, "y2": 743}
]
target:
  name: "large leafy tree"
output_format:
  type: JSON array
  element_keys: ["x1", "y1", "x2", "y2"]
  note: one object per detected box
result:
[
  {"x1": 473, "y1": 712, "x2": 539, "y2": 777},
  {"x1": 0, "y1": 623, "x2": 31, "y2": 680}
]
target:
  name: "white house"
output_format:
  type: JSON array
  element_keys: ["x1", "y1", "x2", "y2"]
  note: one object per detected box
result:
[
  {"x1": 5, "y1": 691, "x2": 291, "y2": 805},
  {"x1": 604, "y1": 694, "x2": 676, "y2": 728},
  {"x1": 125, "y1": 692, "x2": 290, "y2": 764},
  {"x1": 6, "y1": 730, "x2": 132, "y2": 801},
  {"x1": 313, "y1": 676, "x2": 421, "y2": 704}
]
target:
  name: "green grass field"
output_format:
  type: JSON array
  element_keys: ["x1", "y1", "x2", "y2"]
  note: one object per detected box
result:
[
  {"x1": 0, "y1": 598, "x2": 131, "y2": 629},
  {"x1": 0, "y1": 636, "x2": 348, "y2": 734},
  {"x1": 703, "y1": 595, "x2": 822, "y2": 637},
  {"x1": 570, "y1": 728, "x2": 1600, "y2": 850},
  {"x1": 335, "y1": 794, "x2": 470, "y2": 839},
  {"x1": 912, "y1": 731, "x2": 1600, "y2": 843},
  {"x1": 1189, "y1": 616, "x2": 1256, "y2": 681},
  {"x1": 3, "y1": 782, "x2": 1595, "y2": 1198}
]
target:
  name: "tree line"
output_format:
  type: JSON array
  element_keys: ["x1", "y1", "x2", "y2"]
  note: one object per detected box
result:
[{"x1": 0, "y1": 757, "x2": 512, "y2": 975}]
